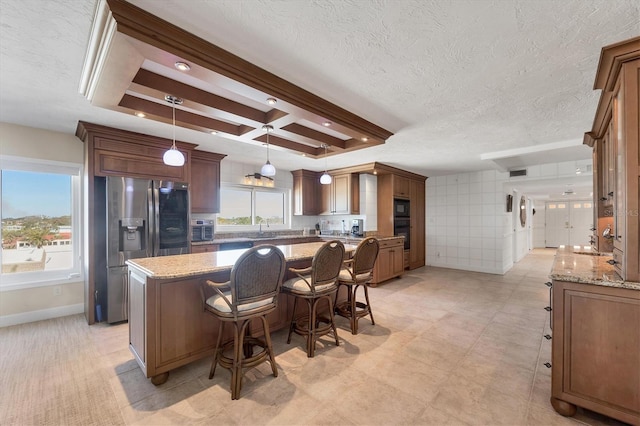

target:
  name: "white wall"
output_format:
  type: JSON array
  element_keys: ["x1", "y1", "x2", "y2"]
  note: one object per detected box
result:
[
  {"x1": 0, "y1": 123, "x2": 85, "y2": 326},
  {"x1": 427, "y1": 170, "x2": 513, "y2": 275},
  {"x1": 532, "y1": 201, "x2": 546, "y2": 248}
]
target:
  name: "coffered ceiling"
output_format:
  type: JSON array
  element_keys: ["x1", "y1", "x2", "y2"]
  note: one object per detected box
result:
[
  {"x1": 1, "y1": 0, "x2": 639, "y2": 196},
  {"x1": 80, "y1": 0, "x2": 392, "y2": 159}
]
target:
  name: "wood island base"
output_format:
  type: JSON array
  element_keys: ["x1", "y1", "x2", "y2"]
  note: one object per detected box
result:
[{"x1": 550, "y1": 397, "x2": 577, "y2": 417}]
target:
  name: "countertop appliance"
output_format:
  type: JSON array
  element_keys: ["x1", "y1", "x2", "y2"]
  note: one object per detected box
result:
[
  {"x1": 393, "y1": 198, "x2": 410, "y2": 250},
  {"x1": 97, "y1": 177, "x2": 190, "y2": 323},
  {"x1": 191, "y1": 219, "x2": 214, "y2": 241},
  {"x1": 351, "y1": 219, "x2": 364, "y2": 237}
]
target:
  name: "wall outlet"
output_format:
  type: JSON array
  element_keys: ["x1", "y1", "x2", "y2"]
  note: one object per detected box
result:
[{"x1": 53, "y1": 286, "x2": 62, "y2": 296}]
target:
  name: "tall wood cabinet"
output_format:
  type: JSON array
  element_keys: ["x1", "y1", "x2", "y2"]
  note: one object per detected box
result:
[
  {"x1": 584, "y1": 37, "x2": 640, "y2": 282},
  {"x1": 376, "y1": 166, "x2": 427, "y2": 270}
]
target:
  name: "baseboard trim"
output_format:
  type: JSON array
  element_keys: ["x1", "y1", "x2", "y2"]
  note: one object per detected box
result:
[{"x1": 0, "y1": 303, "x2": 84, "y2": 328}]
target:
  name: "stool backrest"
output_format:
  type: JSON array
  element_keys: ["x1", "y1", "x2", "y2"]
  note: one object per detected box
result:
[
  {"x1": 311, "y1": 240, "x2": 346, "y2": 288},
  {"x1": 230, "y1": 245, "x2": 286, "y2": 307},
  {"x1": 351, "y1": 237, "x2": 380, "y2": 275}
]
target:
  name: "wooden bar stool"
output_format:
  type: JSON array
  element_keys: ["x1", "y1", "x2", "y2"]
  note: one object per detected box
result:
[
  {"x1": 335, "y1": 237, "x2": 380, "y2": 334},
  {"x1": 282, "y1": 240, "x2": 345, "y2": 357},
  {"x1": 201, "y1": 245, "x2": 286, "y2": 400}
]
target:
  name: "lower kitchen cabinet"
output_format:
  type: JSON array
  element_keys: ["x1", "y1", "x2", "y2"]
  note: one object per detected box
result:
[
  {"x1": 550, "y1": 279, "x2": 640, "y2": 425},
  {"x1": 372, "y1": 238, "x2": 404, "y2": 285},
  {"x1": 191, "y1": 244, "x2": 219, "y2": 253}
]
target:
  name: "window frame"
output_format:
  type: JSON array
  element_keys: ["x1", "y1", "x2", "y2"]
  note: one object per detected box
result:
[
  {"x1": 0, "y1": 155, "x2": 84, "y2": 291},
  {"x1": 215, "y1": 184, "x2": 290, "y2": 232}
]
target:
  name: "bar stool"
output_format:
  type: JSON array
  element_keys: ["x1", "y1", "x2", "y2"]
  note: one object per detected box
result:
[
  {"x1": 282, "y1": 240, "x2": 345, "y2": 357},
  {"x1": 335, "y1": 237, "x2": 380, "y2": 335},
  {"x1": 201, "y1": 245, "x2": 286, "y2": 400}
]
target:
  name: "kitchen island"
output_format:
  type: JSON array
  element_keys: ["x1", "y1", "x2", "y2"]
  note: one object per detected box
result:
[
  {"x1": 126, "y1": 242, "x2": 357, "y2": 385},
  {"x1": 549, "y1": 246, "x2": 640, "y2": 425}
]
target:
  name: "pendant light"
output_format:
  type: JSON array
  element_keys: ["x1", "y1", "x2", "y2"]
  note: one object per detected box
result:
[
  {"x1": 320, "y1": 143, "x2": 332, "y2": 185},
  {"x1": 260, "y1": 125, "x2": 276, "y2": 177},
  {"x1": 163, "y1": 95, "x2": 185, "y2": 167}
]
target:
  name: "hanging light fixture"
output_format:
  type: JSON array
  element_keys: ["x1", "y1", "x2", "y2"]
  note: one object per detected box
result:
[
  {"x1": 260, "y1": 125, "x2": 276, "y2": 177},
  {"x1": 163, "y1": 95, "x2": 185, "y2": 167},
  {"x1": 320, "y1": 143, "x2": 332, "y2": 185}
]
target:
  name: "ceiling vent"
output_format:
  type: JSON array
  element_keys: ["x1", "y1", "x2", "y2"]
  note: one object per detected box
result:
[{"x1": 509, "y1": 169, "x2": 527, "y2": 177}]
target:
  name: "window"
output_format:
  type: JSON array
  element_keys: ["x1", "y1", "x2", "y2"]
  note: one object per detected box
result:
[
  {"x1": 216, "y1": 185, "x2": 288, "y2": 229},
  {"x1": 1, "y1": 156, "x2": 83, "y2": 290}
]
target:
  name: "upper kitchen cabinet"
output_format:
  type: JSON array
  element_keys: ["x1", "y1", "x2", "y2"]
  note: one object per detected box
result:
[
  {"x1": 393, "y1": 175, "x2": 411, "y2": 198},
  {"x1": 584, "y1": 37, "x2": 640, "y2": 281},
  {"x1": 76, "y1": 122, "x2": 196, "y2": 182},
  {"x1": 320, "y1": 173, "x2": 360, "y2": 215},
  {"x1": 291, "y1": 169, "x2": 322, "y2": 215},
  {"x1": 190, "y1": 150, "x2": 226, "y2": 213}
]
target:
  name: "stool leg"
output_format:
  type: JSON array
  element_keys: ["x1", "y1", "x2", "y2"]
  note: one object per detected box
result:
[
  {"x1": 231, "y1": 322, "x2": 241, "y2": 400},
  {"x1": 308, "y1": 298, "x2": 316, "y2": 357},
  {"x1": 363, "y1": 283, "x2": 375, "y2": 326},
  {"x1": 350, "y1": 285, "x2": 358, "y2": 335},
  {"x1": 209, "y1": 321, "x2": 224, "y2": 379},
  {"x1": 326, "y1": 293, "x2": 340, "y2": 347},
  {"x1": 260, "y1": 315, "x2": 278, "y2": 377}
]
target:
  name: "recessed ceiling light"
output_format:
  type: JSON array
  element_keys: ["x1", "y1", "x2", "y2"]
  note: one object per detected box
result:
[
  {"x1": 135, "y1": 112, "x2": 145, "y2": 118},
  {"x1": 266, "y1": 97, "x2": 277, "y2": 105},
  {"x1": 322, "y1": 121, "x2": 331, "y2": 127},
  {"x1": 174, "y1": 61, "x2": 191, "y2": 71},
  {"x1": 361, "y1": 137, "x2": 368, "y2": 142},
  {"x1": 301, "y1": 153, "x2": 306, "y2": 157},
  {"x1": 210, "y1": 130, "x2": 218, "y2": 135}
]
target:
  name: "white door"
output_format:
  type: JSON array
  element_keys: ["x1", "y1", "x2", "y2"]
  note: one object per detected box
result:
[
  {"x1": 545, "y1": 200, "x2": 593, "y2": 247},
  {"x1": 569, "y1": 201, "x2": 593, "y2": 246},
  {"x1": 545, "y1": 202, "x2": 569, "y2": 247}
]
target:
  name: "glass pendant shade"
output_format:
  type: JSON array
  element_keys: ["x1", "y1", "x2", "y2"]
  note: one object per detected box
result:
[
  {"x1": 163, "y1": 148, "x2": 185, "y2": 166},
  {"x1": 163, "y1": 95, "x2": 185, "y2": 167},
  {"x1": 320, "y1": 172, "x2": 332, "y2": 185},
  {"x1": 261, "y1": 161, "x2": 276, "y2": 177}
]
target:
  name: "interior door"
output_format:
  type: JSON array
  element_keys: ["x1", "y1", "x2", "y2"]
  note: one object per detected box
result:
[
  {"x1": 545, "y1": 200, "x2": 593, "y2": 247},
  {"x1": 545, "y1": 202, "x2": 570, "y2": 247},
  {"x1": 569, "y1": 201, "x2": 594, "y2": 246}
]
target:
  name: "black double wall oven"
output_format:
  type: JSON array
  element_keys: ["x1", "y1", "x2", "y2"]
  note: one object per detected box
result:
[{"x1": 393, "y1": 198, "x2": 410, "y2": 250}]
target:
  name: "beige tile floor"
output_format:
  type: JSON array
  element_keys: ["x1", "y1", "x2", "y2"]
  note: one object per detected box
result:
[{"x1": 90, "y1": 249, "x2": 630, "y2": 425}]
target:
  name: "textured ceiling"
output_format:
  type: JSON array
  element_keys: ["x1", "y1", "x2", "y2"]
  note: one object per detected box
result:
[{"x1": 1, "y1": 0, "x2": 639, "y2": 190}]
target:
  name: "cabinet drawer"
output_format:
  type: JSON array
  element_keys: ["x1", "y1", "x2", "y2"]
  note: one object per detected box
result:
[{"x1": 378, "y1": 239, "x2": 403, "y2": 249}]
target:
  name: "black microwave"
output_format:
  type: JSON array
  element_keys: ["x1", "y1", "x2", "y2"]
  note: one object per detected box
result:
[{"x1": 394, "y1": 199, "x2": 410, "y2": 217}]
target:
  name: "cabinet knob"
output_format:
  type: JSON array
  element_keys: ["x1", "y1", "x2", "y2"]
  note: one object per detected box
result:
[
  {"x1": 599, "y1": 197, "x2": 607, "y2": 201},
  {"x1": 608, "y1": 191, "x2": 614, "y2": 197},
  {"x1": 606, "y1": 259, "x2": 617, "y2": 265},
  {"x1": 544, "y1": 306, "x2": 552, "y2": 312},
  {"x1": 544, "y1": 334, "x2": 552, "y2": 340},
  {"x1": 590, "y1": 227, "x2": 596, "y2": 231},
  {"x1": 544, "y1": 362, "x2": 552, "y2": 368},
  {"x1": 544, "y1": 282, "x2": 552, "y2": 288}
]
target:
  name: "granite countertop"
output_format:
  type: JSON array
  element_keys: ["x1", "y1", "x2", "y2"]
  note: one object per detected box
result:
[
  {"x1": 550, "y1": 245, "x2": 640, "y2": 291},
  {"x1": 192, "y1": 234, "x2": 402, "y2": 246},
  {"x1": 127, "y1": 241, "x2": 358, "y2": 279}
]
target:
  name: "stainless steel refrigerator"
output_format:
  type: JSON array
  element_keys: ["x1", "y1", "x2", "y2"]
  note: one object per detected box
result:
[{"x1": 100, "y1": 177, "x2": 190, "y2": 323}]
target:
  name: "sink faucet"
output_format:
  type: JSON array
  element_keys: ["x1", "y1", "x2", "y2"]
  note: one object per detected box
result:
[{"x1": 258, "y1": 219, "x2": 269, "y2": 235}]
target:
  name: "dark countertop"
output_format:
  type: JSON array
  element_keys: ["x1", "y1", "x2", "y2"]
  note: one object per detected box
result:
[{"x1": 550, "y1": 245, "x2": 640, "y2": 290}]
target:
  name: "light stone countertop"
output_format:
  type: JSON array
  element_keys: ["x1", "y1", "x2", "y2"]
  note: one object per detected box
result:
[
  {"x1": 127, "y1": 241, "x2": 358, "y2": 279},
  {"x1": 550, "y1": 245, "x2": 640, "y2": 291},
  {"x1": 191, "y1": 234, "x2": 402, "y2": 246}
]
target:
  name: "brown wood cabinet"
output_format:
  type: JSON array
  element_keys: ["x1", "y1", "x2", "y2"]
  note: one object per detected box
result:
[
  {"x1": 550, "y1": 279, "x2": 640, "y2": 425},
  {"x1": 393, "y1": 175, "x2": 410, "y2": 198},
  {"x1": 584, "y1": 37, "x2": 640, "y2": 281},
  {"x1": 372, "y1": 237, "x2": 404, "y2": 285},
  {"x1": 291, "y1": 169, "x2": 321, "y2": 215},
  {"x1": 376, "y1": 167, "x2": 427, "y2": 270},
  {"x1": 190, "y1": 150, "x2": 225, "y2": 213},
  {"x1": 320, "y1": 173, "x2": 360, "y2": 215},
  {"x1": 190, "y1": 244, "x2": 219, "y2": 253}
]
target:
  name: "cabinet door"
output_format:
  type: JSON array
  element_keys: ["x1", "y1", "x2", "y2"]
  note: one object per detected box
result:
[
  {"x1": 409, "y1": 179, "x2": 426, "y2": 269},
  {"x1": 374, "y1": 247, "x2": 392, "y2": 283},
  {"x1": 394, "y1": 175, "x2": 410, "y2": 198},
  {"x1": 333, "y1": 174, "x2": 350, "y2": 214},
  {"x1": 292, "y1": 170, "x2": 320, "y2": 215},
  {"x1": 190, "y1": 154, "x2": 222, "y2": 213},
  {"x1": 391, "y1": 244, "x2": 405, "y2": 276},
  {"x1": 320, "y1": 178, "x2": 334, "y2": 214}
]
